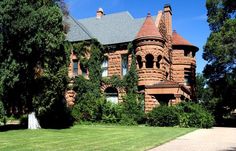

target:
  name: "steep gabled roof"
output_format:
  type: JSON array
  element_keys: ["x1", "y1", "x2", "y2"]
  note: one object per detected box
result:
[{"x1": 136, "y1": 13, "x2": 161, "y2": 39}]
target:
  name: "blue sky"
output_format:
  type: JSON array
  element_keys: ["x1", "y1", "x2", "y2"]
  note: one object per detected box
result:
[{"x1": 64, "y1": 0, "x2": 210, "y2": 73}]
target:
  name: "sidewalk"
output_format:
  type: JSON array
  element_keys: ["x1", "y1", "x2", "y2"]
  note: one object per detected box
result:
[{"x1": 149, "y1": 127, "x2": 236, "y2": 151}]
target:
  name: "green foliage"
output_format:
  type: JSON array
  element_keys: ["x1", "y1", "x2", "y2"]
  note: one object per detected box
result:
[
  {"x1": 119, "y1": 43, "x2": 144, "y2": 125},
  {"x1": 99, "y1": 100, "x2": 123, "y2": 124},
  {"x1": 0, "y1": 0, "x2": 72, "y2": 128},
  {"x1": 147, "y1": 106, "x2": 180, "y2": 127},
  {"x1": 102, "y1": 75, "x2": 125, "y2": 88},
  {"x1": 0, "y1": 101, "x2": 5, "y2": 125},
  {"x1": 177, "y1": 102, "x2": 215, "y2": 128},
  {"x1": 72, "y1": 42, "x2": 144, "y2": 125},
  {"x1": 204, "y1": 0, "x2": 236, "y2": 123},
  {"x1": 72, "y1": 40, "x2": 104, "y2": 122},
  {"x1": 19, "y1": 114, "x2": 28, "y2": 127},
  {"x1": 147, "y1": 102, "x2": 215, "y2": 128},
  {"x1": 124, "y1": 44, "x2": 138, "y2": 94},
  {"x1": 122, "y1": 93, "x2": 145, "y2": 124}
]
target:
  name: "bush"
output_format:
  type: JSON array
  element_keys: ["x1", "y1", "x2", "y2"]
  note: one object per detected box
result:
[
  {"x1": 177, "y1": 102, "x2": 215, "y2": 128},
  {"x1": 19, "y1": 114, "x2": 28, "y2": 127},
  {"x1": 119, "y1": 114, "x2": 137, "y2": 125},
  {"x1": 122, "y1": 93, "x2": 145, "y2": 124},
  {"x1": 0, "y1": 101, "x2": 5, "y2": 125},
  {"x1": 100, "y1": 101, "x2": 123, "y2": 124},
  {"x1": 72, "y1": 97, "x2": 123, "y2": 124},
  {"x1": 147, "y1": 105, "x2": 180, "y2": 127}
]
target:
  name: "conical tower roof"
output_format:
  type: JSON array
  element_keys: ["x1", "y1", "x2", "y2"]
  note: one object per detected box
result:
[
  {"x1": 136, "y1": 13, "x2": 162, "y2": 39},
  {"x1": 172, "y1": 30, "x2": 198, "y2": 51}
]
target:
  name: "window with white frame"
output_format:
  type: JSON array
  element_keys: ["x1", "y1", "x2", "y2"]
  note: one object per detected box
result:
[
  {"x1": 101, "y1": 57, "x2": 108, "y2": 77},
  {"x1": 121, "y1": 54, "x2": 128, "y2": 76}
]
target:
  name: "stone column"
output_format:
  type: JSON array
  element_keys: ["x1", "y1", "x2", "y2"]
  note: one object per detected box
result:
[
  {"x1": 143, "y1": 61, "x2": 146, "y2": 69},
  {"x1": 174, "y1": 94, "x2": 182, "y2": 104}
]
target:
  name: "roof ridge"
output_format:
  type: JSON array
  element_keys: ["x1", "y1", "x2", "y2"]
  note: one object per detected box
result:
[
  {"x1": 68, "y1": 15, "x2": 94, "y2": 39},
  {"x1": 78, "y1": 11, "x2": 133, "y2": 21}
]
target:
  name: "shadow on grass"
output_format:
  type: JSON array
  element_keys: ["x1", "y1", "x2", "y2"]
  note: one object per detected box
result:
[{"x1": 0, "y1": 124, "x2": 27, "y2": 132}]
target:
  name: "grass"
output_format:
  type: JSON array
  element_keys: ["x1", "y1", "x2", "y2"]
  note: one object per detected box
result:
[{"x1": 0, "y1": 124, "x2": 196, "y2": 151}]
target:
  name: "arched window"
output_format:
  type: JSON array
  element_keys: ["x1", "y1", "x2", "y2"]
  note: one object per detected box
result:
[
  {"x1": 145, "y1": 54, "x2": 154, "y2": 68},
  {"x1": 137, "y1": 55, "x2": 143, "y2": 69},
  {"x1": 104, "y1": 87, "x2": 118, "y2": 104},
  {"x1": 101, "y1": 56, "x2": 108, "y2": 77},
  {"x1": 156, "y1": 55, "x2": 162, "y2": 68}
]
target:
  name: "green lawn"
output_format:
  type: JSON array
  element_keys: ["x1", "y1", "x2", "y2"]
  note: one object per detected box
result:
[{"x1": 0, "y1": 124, "x2": 196, "y2": 151}]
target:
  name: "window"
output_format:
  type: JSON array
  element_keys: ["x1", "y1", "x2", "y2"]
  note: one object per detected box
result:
[
  {"x1": 184, "y1": 68, "x2": 192, "y2": 86},
  {"x1": 145, "y1": 54, "x2": 154, "y2": 68},
  {"x1": 104, "y1": 87, "x2": 118, "y2": 104},
  {"x1": 137, "y1": 55, "x2": 143, "y2": 69},
  {"x1": 192, "y1": 52, "x2": 196, "y2": 58},
  {"x1": 121, "y1": 54, "x2": 128, "y2": 76},
  {"x1": 73, "y1": 60, "x2": 78, "y2": 76},
  {"x1": 102, "y1": 57, "x2": 108, "y2": 77},
  {"x1": 184, "y1": 50, "x2": 191, "y2": 57},
  {"x1": 156, "y1": 55, "x2": 162, "y2": 68}
]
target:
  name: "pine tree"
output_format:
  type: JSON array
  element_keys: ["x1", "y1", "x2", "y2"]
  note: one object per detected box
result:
[
  {"x1": 203, "y1": 0, "x2": 236, "y2": 120},
  {"x1": 0, "y1": 0, "x2": 72, "y2": 128}
]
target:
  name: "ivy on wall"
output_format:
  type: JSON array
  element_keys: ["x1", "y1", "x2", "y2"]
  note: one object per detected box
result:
[{"x1": 72, "y1": 41, "x2": 144, "y2": 124}]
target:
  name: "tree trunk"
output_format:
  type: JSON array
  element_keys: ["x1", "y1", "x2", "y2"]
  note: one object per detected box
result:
[{"x1": 28, "y1": 112, "x2": 41, "y2": 129}]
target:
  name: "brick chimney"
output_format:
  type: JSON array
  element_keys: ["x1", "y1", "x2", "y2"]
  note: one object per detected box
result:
[
  {"x1": 164, "y1": 4, "x2": 172, "y2": 36},
  {"x1": 96, "y1": 8, "x2": 104, "y2": 19}
]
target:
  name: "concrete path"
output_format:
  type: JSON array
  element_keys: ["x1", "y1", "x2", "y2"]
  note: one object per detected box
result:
[{"x1": 149, "y1": 127, "x2": 236, "y2": 151}]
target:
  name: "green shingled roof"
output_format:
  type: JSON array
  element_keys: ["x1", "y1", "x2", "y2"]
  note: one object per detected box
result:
[{"x1": 65, "y1": 12, "x2": 156, "y2": 45}]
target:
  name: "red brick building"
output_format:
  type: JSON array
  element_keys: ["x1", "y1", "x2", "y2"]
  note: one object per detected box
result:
[{"x1": 65, "y1": 4, "x2": 198, "y2": 112}]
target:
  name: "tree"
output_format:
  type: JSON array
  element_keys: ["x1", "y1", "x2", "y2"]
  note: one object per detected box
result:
[
  {"x1": 0, "y1": 0, "x2": 72, "y2": 128},
  {"x1": 203, "y1": 0, "x2": 236, "y2": 122}
]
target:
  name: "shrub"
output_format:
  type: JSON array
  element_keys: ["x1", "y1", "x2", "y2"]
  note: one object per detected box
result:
[
  {"x1": 19, "y1": 114, "x2": 28, "y2": 127},
  {"x1": 100, "y1": 101, "x2": 123, "y2": 124},
  {"x1": 177, "y1": 102, "x2": 215, "y2": 128},
  {"x1": 0, "y1": 101, "x2": 5, "y2": 125},
  {"x1": 147, "y1": 105, "x2": 180, "y2": 127},
  {"x1": 122, "y1": 93, "x2": 145, "y2": 124}
]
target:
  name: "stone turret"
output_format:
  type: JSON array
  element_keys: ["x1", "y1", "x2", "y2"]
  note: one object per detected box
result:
[
  {"x1": 171, "y1": 30, "x2": 199, "y2": 99},
  {"x1": 133, "y1": 13, "x2": 166, "y2": 88}
]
